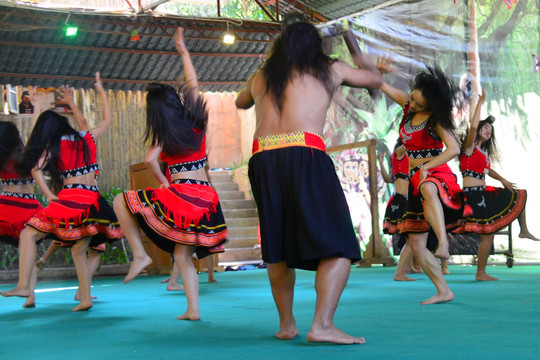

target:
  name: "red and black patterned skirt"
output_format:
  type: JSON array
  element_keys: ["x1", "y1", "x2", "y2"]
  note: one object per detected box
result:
[
  {"x1": 0, "y1": 193, "x2": 43, "y2": 246},
  {"x1": 383, "y1": 193, "x2": 407, "y2": 235},
  {"x1": 123, "y1": 179, "x2": 227, "y2": 258},
  {"x1": 27, "y1": 184, "x2": 123, "y2": 248},
  {"x1": 453, "y1": 186, "x2": 526, "y2": 234},
  {"x1": 400, "y1": 164, "x2": 465, "y2": 234}
]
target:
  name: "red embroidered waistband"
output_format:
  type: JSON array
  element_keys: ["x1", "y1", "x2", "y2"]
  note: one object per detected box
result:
[{"x1": 252, "y1": 132, "x2": 326, "y2": 154}]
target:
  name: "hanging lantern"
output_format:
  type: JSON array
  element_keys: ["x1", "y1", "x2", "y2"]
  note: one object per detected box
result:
[{"x1": 130, "y1": 29, "x2": 140, "y2": 41}]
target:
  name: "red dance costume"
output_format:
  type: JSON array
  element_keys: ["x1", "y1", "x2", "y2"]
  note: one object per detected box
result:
[
  {"x1": 398, "y1": 104, "x2": 465, "y2": 234},
  {"x1": 123, "y1": 135, "x2": 227, "y2": 258},
  {"x1": 0, "y1": 160, "x2": 42, "y2": 246},
  {"x1": 382, "y1": 151, "x2": 408, "y2": 235},
  {"x1": 454, "y1": 146, "x2": 526, "y2": 234},
  {"x1": 27, "y1": 131, "x2": 123, "y2": 246}
]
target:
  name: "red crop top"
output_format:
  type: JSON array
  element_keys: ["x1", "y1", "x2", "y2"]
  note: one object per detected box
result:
[
  {"x1": 459, "y1": 146, "x2": 490, "y2": 180},
  {"x1": 58, "y1": 131, "x2": 99, "y2": 179},
  {"x1": 391, "y1": 151, "x2": 409, "y2": 181},
  {"x1": 399, "y1": 103, "x2": 444, "y2": 159},
  {"x1": 0, "y1": 159, "x2": 34, "y2": 186},
  {"x1": 160, "y1": 135, "x2": 207, "y2": 175}
]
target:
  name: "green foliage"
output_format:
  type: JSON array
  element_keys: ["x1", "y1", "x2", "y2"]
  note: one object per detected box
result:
[
  {"x1": 159, "y1": 0, "x2": 271, "y2": 21},
  {"x1": 101, "y1": 186, "x2": 125, "y2": 206}
]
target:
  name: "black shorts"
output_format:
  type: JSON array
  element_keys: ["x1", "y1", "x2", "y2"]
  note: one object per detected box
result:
[{"x1": 248, "y1": 132, "x2": 361, "y2": 271}]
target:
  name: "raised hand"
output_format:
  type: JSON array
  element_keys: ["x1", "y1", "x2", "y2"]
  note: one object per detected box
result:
[
  {"x1": 174, "y1": 27, "x2": 188, "y2": 55},
  {"x1": 94, "y1": 72, "x2": 105, "y2": 93},
  {"x1": 56, "y1": 85, "x2": 74, "y2": 105},
  {"x1": 376, "y1": 56, "x2": 395, "y2": 75}
]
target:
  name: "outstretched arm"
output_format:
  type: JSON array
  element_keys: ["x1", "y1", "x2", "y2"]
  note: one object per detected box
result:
[
  {"x1": 335, "y1": 60, "x2": 382, "y2": 90},
  {"x1": 488, "y1": 168, "x2": 516, "y2": 193},
  {"x1": 174, "y1": 27, "x2": 199, "y2": 101},
  {"x1": 89, "y1": 72, "x2": 113, "y2": 140},
  {"x1": 235, "y1": 72, "x2": 256, "y2": 109},
  {"x1": 463, "y1": 88, "x2": 486, "y2": 154},
  {"x1": 376, "y1": 56, "x2": 409, "y2": 108},
  {"x1": 145, "y1": 145, "x2": 169, "y2": 187},
  {"x1": 57, "y1": 86, "x2": 88, "y2": 131}
]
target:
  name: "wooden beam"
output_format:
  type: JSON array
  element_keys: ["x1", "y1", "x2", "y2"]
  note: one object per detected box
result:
[
  {"x1": 0, "y1": 72, "x2": 245, "y2": 86},
  {"x1": 0, "y1": 40, "x2": 265, "y2": 57}
]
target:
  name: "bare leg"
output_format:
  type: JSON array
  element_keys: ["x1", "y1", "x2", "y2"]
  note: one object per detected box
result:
[
  {"x1": 22, "y1": 266, "x2": 38, "y2": 308},
  {"x1": 113, "y1": 194, "x2": 152, "y2": 283},
  {"x1": 35, "y1": 241, "x2": 61, "y2": 270},
  {"x1": 441, "y1": 259, "x2": 450, "y2": 275},
  {"x1": 517, "y1": 208, "x2": 539, "y2": 240},
  {"x1": 266, "y1": 261, "x2": 299, "y2": 340},
  {"x1": 70, "y1": 238, "x2": 93, "y2": 311},
  {"x1": 408, "y1": 233, "x2": 454, "y2": 305},
  {"x1": 394, "y1": 242, "x2": 416, "y2": 281},
  {"x1": 476, "y1": 234, "x2": 498, "y2": 281},
  {"x1": 166, "y1": 262, "x2": 184, "y2": 291},
  {"x1": 307, "y1": 257, "x2": 365, "y2": 344},
  {"x1": 1, "y1": 227, "x2": 47, "y2": 298},
  {"x1": 410, "y1": 257, "x2": 422, "y2": 273},
  {"x1": 420, "y1": 182, "x2": 450, "y2": 259},
  {"x1": 75, "y1": 249, "x2": 101, "y2": 300},
  {"x1": 174, "y1": 244, "x2": 200, "y2": 320},
  {"x1": 207, "y1": 255, "x2": 216, "y2": 283}
]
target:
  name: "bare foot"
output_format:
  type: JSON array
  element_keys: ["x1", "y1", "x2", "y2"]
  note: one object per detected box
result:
[
  {"x1": 22, "y1": 293, "x2": 36, "y2": 308},
  {"x1": 420, "y1": 291, "x2": 454, "y2": 305},
  {"x1": 476, "y1": 272, "x2": 499, "y2": 281},
  {"x1": 307, "y1": 325, "x2": 365, "y2": 344},
  {"x1": 124, "y1": 255, "x2": 152, "y2": 283},
  {"x1": 35, "y1": 258, "x2": 46, "y2": 271},
  {"x1": 208, "y1": 277, "x2": 217, "y2": 283},
  {"x1": 442, "y1": 267, "x2": 450, "y2": 275},
  {"x1": 275, "y1": 327, "x2": 300, "y2": 340},
  {"x1": 71, "y1": 300, "x2": 93, "y2": 311},
  {"x1": 519, "y1": 232, "x2": 539, "y2": 241},
  {"x1": 0, "y1": 287, "x2": 32, "y2": 298},
  {"x1": 177, "y1": 309, "x2": 200, "y2": 320},
  {"x1": 74, "y1": 290, "x2": 98, "y2": 301},
  {"x1": 393, "y1": 274, "x2": 416, "y2": 281},
  {"x1": 160, "y1": 277, "x2": 171, "y2": 283},
  {"x1": 166, "y1": 283, "x2": 184, "y2": 291}
]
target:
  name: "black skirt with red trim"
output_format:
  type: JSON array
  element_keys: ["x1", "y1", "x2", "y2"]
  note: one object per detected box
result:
[
  {"x1": 400, "y1": 164, "x2": 465, "y2": 234},
  {"x1": 383, "y1": 193, "x2": 407, "y2": 235},
  {"x1": 0, "y1": 193, "x2": 43, "y2": 246},
  {"x1": 123, "y1": 181, "x2": 227, "y2": 258},
  {"x1": 453, "y1": 186, "x2": 526, "y2": 234},
  {"x1": 27, "y1": 185, "x2": 123, "y2": 248}
]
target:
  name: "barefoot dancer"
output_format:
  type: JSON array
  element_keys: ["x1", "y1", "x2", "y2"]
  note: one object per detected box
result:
[
  {"x1": 236, "y1": 22, "x2": 382, "y2": 344},
  {"x1": 0, "y1": 119, "x2": 42, "y2": 308},
  {"x1": 377, "y1": 57, "x2": 464, "y2": 304},
  {"x1": 0, "y1": 74, "x2": 123, "y2": 311},
  {"x1": 36, "y1": 241, "x2": 104, "y2": 299},
  {"x1": 114, "y1": 28, "x2": 227, "y2": 320},
  {"x1": 455, "y1": 89, "x2": 538, "y2": 281}
]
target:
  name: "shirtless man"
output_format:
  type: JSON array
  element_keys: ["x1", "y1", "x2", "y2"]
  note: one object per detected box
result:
[{"x1": 235, "y1": 22, "x2": 382, "y2": 345}]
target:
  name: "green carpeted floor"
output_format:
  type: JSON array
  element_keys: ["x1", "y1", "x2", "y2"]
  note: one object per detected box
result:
[{"x1": 1, "y1": 265, "x2": 539, "y2": 360}]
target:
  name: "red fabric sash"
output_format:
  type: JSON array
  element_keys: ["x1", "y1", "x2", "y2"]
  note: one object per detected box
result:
[
  {"x1": 0, "y1": 196, "x2": 42, "y2": 238},
  {"x1": 150, "y1": 183, "x2": 218, "y2": 228},
  {"x1": 37, "y1": 189, "x2": 99, "y2": 229}
]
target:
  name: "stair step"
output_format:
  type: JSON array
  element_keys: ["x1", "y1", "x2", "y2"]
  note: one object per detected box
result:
[
  {"x1": 220, "y1": 199, "x2": 256, "y2": 209},
  {"x1": 213, "y1": 182, "x2": 239, "y2": 191},
  {"x1": 225, "y1": 236, "x2": 260, "y2": 248},
  {"x1": 216, "y1": 191, "x2": 245, "y2": 200},
  {"x1": 208, "y1": 172, "x2": 233, "y2": 183},
  {"x1": 227, "y1": 226, "x2": 258, "y2": 238},
  {"x1": 225, "y1": 217, "x2": 259, "y2": 227},
  {"x1": 219, "y1": 248, "x2": 261, "y2": 262},
  {"x1": 222, "y1": 208, "x2": 258, "y2": 219}
]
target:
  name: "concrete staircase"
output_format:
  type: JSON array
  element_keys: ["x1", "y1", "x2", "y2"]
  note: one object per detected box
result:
[{"x1": 208, "y1": 170, "x2": 262, "y2": 266}]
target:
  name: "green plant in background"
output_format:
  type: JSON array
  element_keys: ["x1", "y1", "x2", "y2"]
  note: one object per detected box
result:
[{"x1": 101, "y1": 186, "x2": 125, "y2": 206}]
